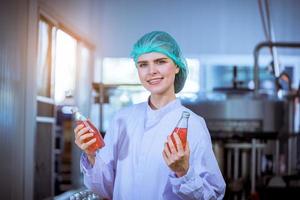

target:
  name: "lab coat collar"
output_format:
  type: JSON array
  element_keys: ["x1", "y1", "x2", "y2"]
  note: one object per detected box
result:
[{"x1": 145, "y1": 98, "x2": 181, "y2": 129}]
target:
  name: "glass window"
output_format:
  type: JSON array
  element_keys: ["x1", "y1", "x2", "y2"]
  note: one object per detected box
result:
[
  {"x1": 37, "y1": 20, "x2": 52, "y2": 97},
  {"x1": 205, "y1": 64, "x2": 277, "y2": 92},
  {"x1": 102, "y1": 58, "x2": 139, "y2": 84},
  {"x1": 54, "y1": 30, "x2": 77, "y2": 104},
  {"x1": 199, "y1": 55, "x2": 300, "y2": 93},
  {"x1": 77, "y1": 45, "x2": 92, "y2": 115},
  {"x1": 178, "y1": 58, "x2": 200, "y2": 96}
]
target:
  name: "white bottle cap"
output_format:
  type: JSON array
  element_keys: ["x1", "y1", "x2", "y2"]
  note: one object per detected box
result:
[{"x1": 182, "y1": 111, "x2": 190, "y2": 118}]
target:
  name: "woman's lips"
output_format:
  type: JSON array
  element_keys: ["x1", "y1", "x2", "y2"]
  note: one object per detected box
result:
[{"x1": 147, "y1": 77, "x2": 163, "y2": 85}]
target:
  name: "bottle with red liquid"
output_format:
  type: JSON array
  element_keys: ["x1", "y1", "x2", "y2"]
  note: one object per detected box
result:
[
  {"x1": 73, "y1": 110, "x2": 105, "y2": 153},
  {"x1": 169, "y1": 111, "x2": 190, "y2": 151}
]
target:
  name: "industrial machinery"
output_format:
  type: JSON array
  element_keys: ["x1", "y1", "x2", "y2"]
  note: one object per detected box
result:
[
  {"x1": 183, "y1": 92, "x2": 285, "y2": 135},
  {"x1": 182, "y1": 42, "x2": 300, "y2": 199},
  {"x1": 182, "y1": 42, "x2": 300, "y2": 136}
]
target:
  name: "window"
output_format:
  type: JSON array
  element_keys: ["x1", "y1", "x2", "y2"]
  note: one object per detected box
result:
[
  {"x1": 199, "y1": 55, "x2": 300, "y2": 93},
  {"x1": 54, "y1": 30, "x2": 77, "y2": 103},
  {"x1": 37, "y1": 19, "x2": 53, "y2": 97},
  {"x1": 180, "y1": 58, "x2": 200, "y2": 94},
  {"x1": 37, "y1": 16, "x2": 94, "y2": 105},
  {"x1": 102, "y1": 58, "x2": 139, "y2": 84}
]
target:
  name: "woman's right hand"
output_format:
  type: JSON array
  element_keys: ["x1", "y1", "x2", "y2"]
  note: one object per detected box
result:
[{"x1": 74, "y1": 124, "x2": 97, "y2": 161}]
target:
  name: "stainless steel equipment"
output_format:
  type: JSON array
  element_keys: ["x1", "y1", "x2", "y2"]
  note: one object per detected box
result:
[
  {"x1": 183, "y1": 94, "x2": 285, "y2": 134},
  {"x1": 182, "y1": 41, "x2": 300, "y2": 198},
  {"x1": 183, "y1": 42, "x2": 300, "y2": 135}
]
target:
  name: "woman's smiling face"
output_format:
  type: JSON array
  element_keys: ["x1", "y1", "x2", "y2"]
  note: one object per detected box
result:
[{"x1": 137, "y1": 52, "x2": 179, "y2": 96}]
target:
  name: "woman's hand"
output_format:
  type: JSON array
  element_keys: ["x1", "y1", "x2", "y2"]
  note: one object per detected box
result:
[
  {"x1": 162, "y1": 132, "x2": 190, "y2": 177},
  {"x1": 74, "y1": 123, "x2": 97, "y2": 164}
]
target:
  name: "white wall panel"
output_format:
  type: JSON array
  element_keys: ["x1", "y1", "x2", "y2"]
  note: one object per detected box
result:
[
  {"x1": 0, "y1": 0, "x2": 33, "y2": 199},
  {"x1": 91, "y1": 0, "x2": 300, "y2": 57}
]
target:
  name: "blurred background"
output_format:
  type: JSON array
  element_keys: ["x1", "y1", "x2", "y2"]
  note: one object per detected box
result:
[{"x1": 0, "y1": 0, "x2": 300, "y2": 199}]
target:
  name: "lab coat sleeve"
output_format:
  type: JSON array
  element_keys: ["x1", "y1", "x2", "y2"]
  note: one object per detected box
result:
[
  {"x1": 168, "y1": 117, "x2": 226, "y2": 200},
  {"x1": 80, "y1": 115, "x2": 120, "y2": 199}
]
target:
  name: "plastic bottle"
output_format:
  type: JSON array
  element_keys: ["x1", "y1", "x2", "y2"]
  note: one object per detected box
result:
[
  {"x1": 73, "y1": 110, "x2": 105, "y2": 153},
  {"x1": 169, "y1": 111, "x2": 190, "y2": 151}
]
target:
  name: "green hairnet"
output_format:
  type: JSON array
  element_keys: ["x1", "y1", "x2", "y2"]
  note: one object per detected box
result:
[{"x1": 130, "y1": 31, "x2": 188, "y2": 93}]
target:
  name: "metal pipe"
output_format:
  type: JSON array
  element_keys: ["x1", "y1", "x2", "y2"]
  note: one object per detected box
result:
[
  {"x1": 274, "y1": 139, "x2": 280, "y2": 175},
  {"x1": 234, "y1": 147, "x2": 239, "y2": 180},
  {"x1": 253, "y1": 41, "x2": 300, "y2": 96},
  {"x1": 288, "y1": 137, "x2": 293, "y2": 175},
  {"x1": 257, "y1": 147, "x2": 261, "y2": 177},
  {"x1": 251, "y1": 139, "x2": 256, "y2": 194},
  {"x1": 227, "y1": 149, "x2": 232, "y2": 179}
]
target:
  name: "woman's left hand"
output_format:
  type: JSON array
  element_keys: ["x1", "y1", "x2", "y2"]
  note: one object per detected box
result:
[{"x1": 162, "y1": 132, "x2": 190, "y2": 177}]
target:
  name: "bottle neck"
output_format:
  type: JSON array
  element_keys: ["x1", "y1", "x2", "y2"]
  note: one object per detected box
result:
[
  {"x1": 74, "y1": 111, "x2": 87, "y2": 121},
  {"x1": 176, "y1": 116, "x2": 189, "y2": 129}
]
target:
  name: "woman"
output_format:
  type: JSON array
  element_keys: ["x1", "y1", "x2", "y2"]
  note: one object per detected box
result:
[{"x1": 74, "y1": 31, "x2": 226, "y2": 199}]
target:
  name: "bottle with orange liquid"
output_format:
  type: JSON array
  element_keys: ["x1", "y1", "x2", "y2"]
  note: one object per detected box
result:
[
  {"x1": 169, "y1": 111, "x2": 190, "y2": 151},
  {"x1": 73, "y1": 110, "x2": 105, "y2": 153}
]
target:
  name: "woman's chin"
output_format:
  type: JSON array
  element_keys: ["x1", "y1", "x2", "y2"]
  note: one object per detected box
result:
[
  {"x1": 146, "y1": 87, "x2": 163, "y2": 95},
  {"x1": 147, "y1": 86, "x2": 171, "y2": 96}
]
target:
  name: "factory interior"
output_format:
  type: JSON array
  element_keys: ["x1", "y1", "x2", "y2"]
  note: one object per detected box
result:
[{"x1": 1, "y1": 0, "x2": 300, "y2": 199}]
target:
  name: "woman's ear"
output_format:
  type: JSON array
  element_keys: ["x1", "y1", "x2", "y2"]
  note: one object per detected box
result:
[{"x1": 175, "y1": 66, "x2": 180, "y2": 74}]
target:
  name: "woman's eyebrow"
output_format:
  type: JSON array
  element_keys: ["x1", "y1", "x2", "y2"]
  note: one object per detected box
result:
[
  {"x1": 137, "y1": 57, "x2": 168, "y2": 64},
  {"x1": 137, "y1": 60, "x2": 148, "y2": 64},
  {"x1": 154, "y1": 57, "x2": 168, "y2": 62}
]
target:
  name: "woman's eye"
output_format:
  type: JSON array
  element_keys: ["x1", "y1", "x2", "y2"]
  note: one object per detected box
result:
[
  {"x1": 138, "y1": 63, "x2": 147, "y2": 68},
  {"x1": 157, "y1": 60, "x2": 166, "y2": 64}
]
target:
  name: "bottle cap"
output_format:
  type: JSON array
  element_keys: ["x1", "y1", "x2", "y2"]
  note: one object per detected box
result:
[
  {"x1": 71, "y1": 108, "x2": 87, "y2": 121},
  {"x1": 74, "y1": 112, "x2": 87, "y2": 121},
  {"x1": 182, "y1": 111, "x2": 190, "y2": 118}
]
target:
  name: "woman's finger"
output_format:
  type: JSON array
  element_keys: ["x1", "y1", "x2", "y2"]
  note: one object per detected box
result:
[
  {"x1": 76, "y1": 127, "x2": 90, "y2": 139},
  {"x1": 173, "y1": 132, "x2": 184, "y2": 153},
  {"x1": 162, "y1": 150, "x2": 170, "y2": 165},
  {"x1": 167, "y1": 136, "x2": 176, "y2": 154},
  {"x1": 79, "y1": 132, "x2": 94, "y2": 143},
  {"x1": 185, "y1": 141, "x2": 190, "y2": 155},
  {"x1": 81, "y1": 138, "x2": 96, "y2": 150},
  {"x1": 74, "y1": 124, "x2": 84, "y2": 134},
  {"x1": 164, "y1": 142, "x2": 171, "y2": 158}
]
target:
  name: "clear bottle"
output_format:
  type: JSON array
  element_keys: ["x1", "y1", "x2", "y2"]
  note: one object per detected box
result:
[
  {"x1": 73, "y1": 110, "x2": 105, "y2": 153},
  {"x1": 169, "y1": 111, "x2": 190, "y2": 150}
]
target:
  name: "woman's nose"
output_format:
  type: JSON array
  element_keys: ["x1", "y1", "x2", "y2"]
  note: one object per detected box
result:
[{"x1": 149, "y1": 63, "x2": 158, "y2": 74}]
